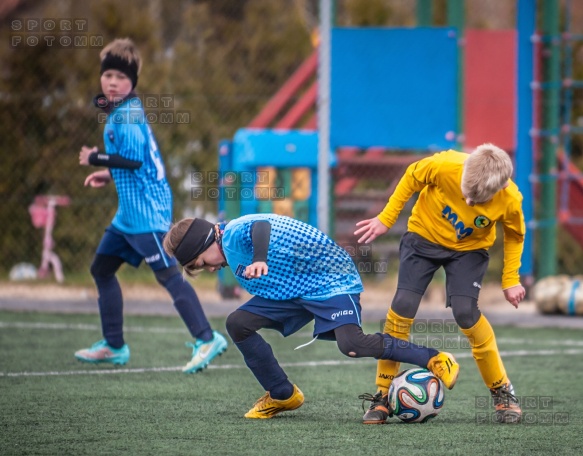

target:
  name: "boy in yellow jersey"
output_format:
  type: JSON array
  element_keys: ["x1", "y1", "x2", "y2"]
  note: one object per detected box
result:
[{"x1": 354, "y1": 143, "x2": 526, "y2": 424}]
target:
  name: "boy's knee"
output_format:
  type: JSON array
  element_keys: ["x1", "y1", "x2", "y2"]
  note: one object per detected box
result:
[
  {"x1": 226, "y1": 309, "x2": 275, "y2": 343},
  {"x1": 90, "y1": 254, "x2": 122, "y2": 279},
  {"x1": 225, "y1": 312, "x2": 238, "y2": 337},
  {"x1": 391, "y1": 289, "x2": 423, "y2": 319},
  {"x1": 226, "y1": 310, "x2": 249, "y2": 342},
  {"x1": 336, "y1": 338, "x2": 357, "y2": 357},
  {"x1": 153, "y1": 266, "x2": 180, "y2": 286},
  {"x1": 450, "y1": 295, "x2": 481, "y2": 329},
  {"x1": 334, "y1": 324, "x2": 382, "y2": 358}
]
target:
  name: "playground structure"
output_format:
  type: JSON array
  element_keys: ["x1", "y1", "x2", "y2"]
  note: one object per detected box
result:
[
  {"x1": 217, "y1": 0, "x2": 583, "y2": 294},
  {"x1": 28, "y1": 195, "x2": 70, "y2": 283}
]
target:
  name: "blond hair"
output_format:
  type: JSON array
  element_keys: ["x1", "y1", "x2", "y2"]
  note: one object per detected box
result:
[
  {"x1": 461, "y1": 143, "x2": 513, "y2": 203},
  {"x1": 100, "y1": 38, "x2": 142, "y2": 74},
  {"x1": 163, "y1": 218, "x2": 200, "y2": 277}
]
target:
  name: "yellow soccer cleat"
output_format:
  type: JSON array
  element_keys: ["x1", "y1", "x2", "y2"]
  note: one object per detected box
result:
[
  {"x1": 427, "y1": 351, "x2": 460, "y2": 390},
  {"x1": 244, "y1": 384, "x2": 304, "y2": 419}
]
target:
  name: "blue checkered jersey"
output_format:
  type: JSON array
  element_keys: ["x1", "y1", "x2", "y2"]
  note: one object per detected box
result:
[
  {"x1": 103, "y1": 97, "x2": 172, "y2": 233},
  {"x1": 222, "y1": 214, "x2": 363, "y2": 301}
]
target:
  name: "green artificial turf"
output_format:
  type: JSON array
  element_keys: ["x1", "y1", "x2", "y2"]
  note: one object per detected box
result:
[{"x1": 1, "y1": 310, "x2": 581, "y2": 455}]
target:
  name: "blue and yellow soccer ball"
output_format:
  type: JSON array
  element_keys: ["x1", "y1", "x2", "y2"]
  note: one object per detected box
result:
[{"x1": 388, "y1": 368, "x2": 445, "y2": 423}]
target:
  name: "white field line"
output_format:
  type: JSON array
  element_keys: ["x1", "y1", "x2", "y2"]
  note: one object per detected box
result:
[
  {"x1": 2, "y1": 321, "x2": 583, "y2": 347},
  {"x1": 0, "y1": 321, "x2": 186, "y2": 334},
  {"x1": 0, "y1": 321, "x2": 313, "y2": 338},
  {"x1": 2, "y1": 348, "x2": 583, "y2": 378}
]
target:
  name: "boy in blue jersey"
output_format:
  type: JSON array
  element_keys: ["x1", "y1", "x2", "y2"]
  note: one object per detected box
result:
[
  {"x1": 163, "y1": 214, "x2": 460, "y2": 419},
  {"x1": 76, "y1": 38, "x2": 226, "y2": 372}
]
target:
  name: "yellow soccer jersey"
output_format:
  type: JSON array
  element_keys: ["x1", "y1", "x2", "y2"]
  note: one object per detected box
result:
[{"x1": 377, "y1": 150, "x2": 526, "y2": 289}]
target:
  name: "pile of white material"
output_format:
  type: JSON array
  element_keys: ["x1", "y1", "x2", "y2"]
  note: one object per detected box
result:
[{"x1": 532, "y1": 275, "x2": 583, "y2": 316}]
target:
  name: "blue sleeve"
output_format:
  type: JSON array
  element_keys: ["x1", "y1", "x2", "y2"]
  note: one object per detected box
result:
[
  {"x1": 224, "y1": 218, "x2": 255, "y2": 255},
  {"x1": 113, "y1": 122, "x2": 146, "y2": 162}
]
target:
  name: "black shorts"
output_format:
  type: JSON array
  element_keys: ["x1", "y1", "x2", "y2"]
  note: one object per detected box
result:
[{"x1": 397, "y1": 232, "x2": 489, "y2": 306}]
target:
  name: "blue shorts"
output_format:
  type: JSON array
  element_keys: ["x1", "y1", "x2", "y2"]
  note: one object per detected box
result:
[
  {"x1": 238, "y1": 293, "x2": 362, "y2": 341},
  {"x1": 96, "y1": 225, "x2": 177, "y2": 271}
]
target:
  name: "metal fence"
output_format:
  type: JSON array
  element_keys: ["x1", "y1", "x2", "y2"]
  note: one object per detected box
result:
[
  {"x1": 3, "y1": 0, "x2": 583, "y2": 284},
  {"x1": 1, "y1": 0, "x2": 317, "y2": 280}
]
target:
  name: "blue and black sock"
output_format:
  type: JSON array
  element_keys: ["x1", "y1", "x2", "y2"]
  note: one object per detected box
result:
[
  {"x1": 156, "y1": 268, "x2": 213, "y2": 342},
  {"x1": 235, "y1": 333, "x2": 294, "y2": 400},
  {"x1": 91, "y1": 254, "x2": 125, "y2": 349},
  {"x1": 379, "y1": 333, "x2": 439, "y2": 368}
]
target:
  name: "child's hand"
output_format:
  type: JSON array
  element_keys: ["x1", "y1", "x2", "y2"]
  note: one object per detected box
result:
[
  {"x1": 84, "y1": 170, "x2": 111, "y2": 188},
  {"x1": 245, "y1": 261, "x2": 268, "y2": 279},
  {"x1": 79, "y1": 145, "x2": 98, "y2": 166},
  {"x1": 354, "y1": 217, "x2": 389, "y2": 244},
  {"x1": 503, "y1": 285, "x2": 526, "y2": 309}
]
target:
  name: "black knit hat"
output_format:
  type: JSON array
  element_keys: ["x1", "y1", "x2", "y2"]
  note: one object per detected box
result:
[{"x1": 100, "y1": 52, "x2": 139, "y2": 89}]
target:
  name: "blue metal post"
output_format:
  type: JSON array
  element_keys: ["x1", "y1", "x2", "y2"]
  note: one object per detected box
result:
[{"x1": 516, "y1": 0, "x2": 536, "y2": 283}]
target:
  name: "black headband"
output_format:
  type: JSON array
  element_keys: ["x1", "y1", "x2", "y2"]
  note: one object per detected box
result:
[
  {"x1": 100, "y1": 53, "x2": 139, "y2": 89},
  {"x1": 173, "y1": 219, "x2": 216, "y2": 266}
]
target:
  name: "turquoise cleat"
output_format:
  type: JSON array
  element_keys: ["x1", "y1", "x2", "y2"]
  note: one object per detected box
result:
[
  {"x1": 182, "y1": 331, "x2": 228, "y2": 374},
  {"x1": 74, "y1": 340, "x2": 130, "y2": 365}
]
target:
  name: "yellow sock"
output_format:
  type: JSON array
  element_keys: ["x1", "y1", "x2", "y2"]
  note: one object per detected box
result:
[
  {"x1": 460, "y1": 314, "x2": 508, "y2": 389},
  {"x1": 375, "y1": 308, "x2": 414, "y2": 394}
]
